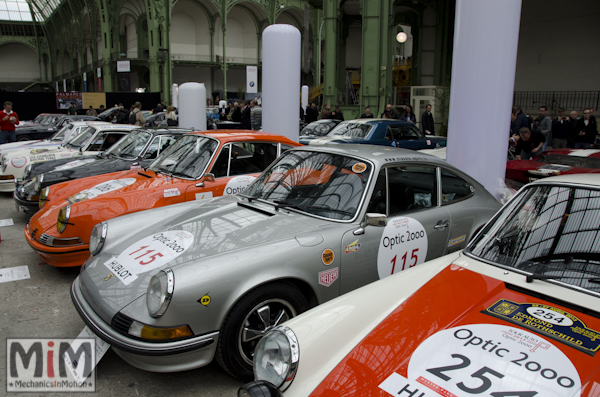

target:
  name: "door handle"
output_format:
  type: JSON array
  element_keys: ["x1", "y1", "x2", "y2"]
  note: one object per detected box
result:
[{"x1": 434, "y1": 220, "x2": 450, "y2": 230}]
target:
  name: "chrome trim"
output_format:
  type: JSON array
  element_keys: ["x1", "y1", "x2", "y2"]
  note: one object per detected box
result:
[
  {"x1": 90, "y1": 222, "x2": 107, "y2": 256},
  {"x1": 39, "y1": 233, "x2": 83, "y2": 247},
  {"x1": 267, "y1": 326, "x2": 299, "y2": 392},
  {"x1": 57, "y1": 204, "x2": 71, "y2": 233},
  {"x1": 148, "y1": 269, "x2": 174, "y2": 318}
]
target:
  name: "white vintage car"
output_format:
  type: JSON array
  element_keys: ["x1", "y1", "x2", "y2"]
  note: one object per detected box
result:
[
  {"x1": 0, "y1": 124, "x2": 138, "y2": 192},
  {"x1": 241, "y1": 173, "x2": 600, "y2": 397}
]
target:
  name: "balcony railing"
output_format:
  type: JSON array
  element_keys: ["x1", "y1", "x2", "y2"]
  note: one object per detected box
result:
[{"x1": 514, "y1": 91, "x2": 600, "y2": 112}]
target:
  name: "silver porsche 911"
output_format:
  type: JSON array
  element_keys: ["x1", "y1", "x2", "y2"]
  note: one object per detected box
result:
[{"x1": 70, "y1": 144, "x2": 501, "y2": 380}]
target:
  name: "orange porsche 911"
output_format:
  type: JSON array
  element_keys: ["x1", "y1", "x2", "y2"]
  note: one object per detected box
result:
[{"x1": 25, "y1": 130, "x2": 301, "y2": 267}]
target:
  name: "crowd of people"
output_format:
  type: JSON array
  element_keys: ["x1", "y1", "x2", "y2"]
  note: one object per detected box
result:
[{"x1": 510, "y1": 105, "x2": 598, "y2": 160}]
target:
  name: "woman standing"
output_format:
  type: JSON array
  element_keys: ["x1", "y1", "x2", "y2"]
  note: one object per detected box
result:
[
  {"x1": 400, "y1": 105, "x2": 416, "y2": 124},
  {"x1": 165, "y1": 105, "x2": 178, "y2": 126}
]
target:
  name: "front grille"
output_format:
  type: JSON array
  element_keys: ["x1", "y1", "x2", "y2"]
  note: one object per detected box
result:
[
  {"x1": 111, "y1": 312, "x2": 135, "y2": 336},
  {"x1": 39, "y1": 233, "x2": 51, "y2": 245},
  {"x1": 31, "y1": 228, "x2": 38, "y2": 240}
]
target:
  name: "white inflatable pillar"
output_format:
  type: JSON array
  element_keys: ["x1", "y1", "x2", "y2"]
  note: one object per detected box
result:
[
  {"x1": 262, "y1": 24, "x2": 301, "y2": 142},
  {"x1": 301, "y1": 85, "x2": 309, "y2": 112},
  {"x1": 172, "y1": 84, "x2": 179, "y2": 108},
  {"x1": 446, "y1": 0, "x2": 522, "y2": 199},
  {"x1": 178, "y1": 82, "x2": 207, "y2": 130}
]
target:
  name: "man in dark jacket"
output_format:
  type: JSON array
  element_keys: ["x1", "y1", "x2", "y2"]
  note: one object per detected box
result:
[
  {"x1": 421, "y1": 104, "x2": 434, "y2": 134},
  {"x1": 515, "y1": 127, "x2": 545, "y2": 160},
  {"x1": 381, "y1": 104, "x2": 398, "y2": 119},
  {"x1": 305, "y1": 103, "x2": 318, "y2": 123},
  {"x1": 574, "y1": 109, "x2": 598, "y2": 148},
  {"x1": 231, "y1": 102, "x2": 242, "y2": 122},
  {"x1": 240, "y1": 101, "x2": 251, "y2": 130},
  {"x1": 551, "y1": 108, "x2": 570, "y2": 149},
  {"x1": 332, "y1": 105, "x2": 344, "y2": 121},
  {"x1": 511, "y1": 106, "x2": 530, "y2": 136}
]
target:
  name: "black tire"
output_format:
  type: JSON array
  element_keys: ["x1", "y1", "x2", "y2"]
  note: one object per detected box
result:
[
  {"x1": 17, "y1": 135, "x2": 32, "y2": 142},
  {"x1": 216, "y1": 281, "x2": 309, "y2": 381}
]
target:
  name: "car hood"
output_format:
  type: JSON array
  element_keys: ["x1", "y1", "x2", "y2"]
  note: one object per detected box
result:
[
  {"x1": 304, "y1": 135, "x2": 368, "y2": 145},
  {"x1": 34, "y1": 155, "x2": 141, "y2": 185},
  {"x1": 297, "y1": 257, "x2": 600, "y2": 396},
  {"x1": 78, "y1": 196, "x2": 327, "y2": 324}
]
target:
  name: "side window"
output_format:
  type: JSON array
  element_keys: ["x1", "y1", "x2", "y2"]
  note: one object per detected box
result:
[
  {"x1": 88, "y1": 133, "x2": 106, "y2": 151},
  {"x1": 100, "y1": 133, "x2": 124, "y2": 151},
  {"x1": 230, "y1": 142, "x2": 276, "y2": 176},
  {"x1": 441, "y1": 169, "x2": 474, "y2": 204},
  {"x1": 367, "y1": 168, "x2": 387, "y2": 214},
  {"x1": 144, "y1": 136, "x2": 161, "y2": 159},
  {"x1": 399, "y1": 126, "x2": 420, "y2": 139},
  {"x1": 387, "y1": 165, "x2": 437, "y2": 216},
  {"x1": 210, "y1": 144, "x2": 230, "y2": 177},
  {"x1": 158, "y1": 136, "x2": 176, "y2": 156}
]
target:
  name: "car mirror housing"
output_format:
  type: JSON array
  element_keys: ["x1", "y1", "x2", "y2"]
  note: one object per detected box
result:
[
  {"x1": 364, "y1": 213, "x2": 387, "y2": 227},
  {"x1": 195, "y1": 173, "x2": 216, "y2": 187}
]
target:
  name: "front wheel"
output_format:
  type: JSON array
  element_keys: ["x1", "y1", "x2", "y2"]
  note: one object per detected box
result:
[
  {"x1": 216, "y1": 282, "x2": 309, "y2": 381},
  {"x1": 17, "y1": 135, "x2": 32, "y2": 142}
]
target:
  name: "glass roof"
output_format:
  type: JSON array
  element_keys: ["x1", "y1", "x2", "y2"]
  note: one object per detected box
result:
[{"x1": 0, "y1": 0, "x2": 62, "y2": 22}]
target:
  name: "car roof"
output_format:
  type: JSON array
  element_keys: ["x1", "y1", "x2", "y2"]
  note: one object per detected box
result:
[
  {"x1": 289, "y1": 143, "x2": 449, "y2": 169},
  {"x1": 187, "y1": 130, "x2": 300, "y2": 144},
  {"x1": 88, "y1": 124, "x2": 140, "y2": 131},
  {"x1": 341, "y1": 118, "x2": 415, "y2": 126},
  {"x1": 138, "y1": 127, "x2": 194, "y2": 136},
  {"x1": 67, "y1": 121, "x2": 111, "y2": 126},
  {"x1": 530, "y1": 173, "x2": 600, "y2": 187}
]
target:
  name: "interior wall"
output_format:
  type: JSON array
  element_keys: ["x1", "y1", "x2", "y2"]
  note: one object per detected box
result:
[
  {"x1": 346, "y1": 25, "x2": 362, "y2": 68},
  {"x1": 124, "y1": 15, "x2": 137, "y2": 58},
  {"x1": 515, "y1": 0, "x2": 600, "y2": 91},
  {"x1": 172, "y1": 65, "x2": 212, "y2": 99},
  {"x1": 171, "y1": 0, "x2": 211, "y2": 62},
  {"x1": 215, "y1": 8, "x2": 258, "y2": 63},
  {"x1": 0, "y1": 44, "x2": 39, "y2": 82}
]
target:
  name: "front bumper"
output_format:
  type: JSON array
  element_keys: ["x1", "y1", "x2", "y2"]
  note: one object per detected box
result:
[
  {"x1": 0, "y1": 176, "x2": 17, "y2": 192},
  {"x1": 24, "y1": 225, "x2": 90, "y2": 267},
  {"x1": 70, "y1": 277, "x2": 219, "y2": 372}
]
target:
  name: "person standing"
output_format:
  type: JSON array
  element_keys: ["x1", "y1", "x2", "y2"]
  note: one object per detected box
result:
[
  {"x1": 231, "y1": 102, "x2": 242, "y2": 122},
  {"x1": 511, "y1": 106, "x2": 529, "y2": 135},
  {"x1": 573, "y1": 109, "x2": 598, "y2": 149},
  {"x1": 250, "y1": 100, "x2": 262, "y2": 130},
  {"x1": 533, "y1": 105, "x2": 551, "y2": 151},
  {"x1": 131, "y1": 102, "x2": 146, "y2": 126},
  {"x1": 305, "y1": 103, "x2": 318, "y2": 123},
  {"x1": 551, "y1": 108, "x2": 570, "y2": 149},
  {"x1": 421, "y1": 104, "x2": 434, "y2": 134},
  {"x1": 86, "y1": 106, "x2": 97, "y2": 116},
  {"x1": 320, "y1": 104, "x2": 332, "y2": 120},
  {"x1": 381, "y1": 104, "x2": 399, "y2": 119},
  {"x1": 360, "y1": 106, "x2": 374, "y2": 118},
  {"x1": 400, "y1": 105, "x2": 416, "y2": 124},
  {"x1": 332, "y1": 105, "x2": 344, "y2": 121},
  {"x1": 68, "y1": 101, "x2": 77, "y2": 115},
  {"x1": 165, "y1": 105, "x2": 178, "y2": 126},
  {"x1": 0, "y1": 101, "x2": 19, "y2": 144},
  {"x1": 241, "y1": 101, "x2": 251, "y2": 129}
]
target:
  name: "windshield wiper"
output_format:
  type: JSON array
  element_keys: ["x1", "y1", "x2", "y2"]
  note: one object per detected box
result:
[
  {"x1": 526, "y1": 273, "x2": 565, "y2": 283},
  {"x1": 272, "y1": 200, "x2": 303, "y2": 211},
  {"x1": 238, "y1": 193, "x2": 256, "y2": 202}
]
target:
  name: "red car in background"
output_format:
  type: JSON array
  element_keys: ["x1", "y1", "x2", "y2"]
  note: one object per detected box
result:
[{"x1": 506, "y1": 148, "x2": 600, "y2": 184}]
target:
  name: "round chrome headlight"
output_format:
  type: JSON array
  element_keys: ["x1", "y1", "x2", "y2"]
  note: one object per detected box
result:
[
  {"x1": 23, "y1": 164, "x2": 33, "y2": 180},
  {"x1": 89, "y1": 222, "x2": 107, "y2": 256},
  {"x1": 146, "y1": 269, "x2": 174, "y2": 317},
  {"x1": 253, "y1": 326, "x2": 299, "y2": 391},
  {"x1": 39, "y1": 186, "x2": 50, "y2": 208},
  {"x1": 32, "y1": 174, "x2": 44, "y2": 192},
  {"x1": 1, "y1": 155, "x2": 7, "y2": 173},
  {"x1": 57, "y1": 204, "x2": 71, "y2": 233}
]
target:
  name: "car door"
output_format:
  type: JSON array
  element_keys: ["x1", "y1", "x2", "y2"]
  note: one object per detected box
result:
[
  {"x1": 440, "y1": 167, "x2": 478, "y2": 253},
  {"x1": 340, "y1": 164, "x2": 451, "y2": 294},
  {"x1": 184, "y1": 141, "x2": 279, "y2": 201}
]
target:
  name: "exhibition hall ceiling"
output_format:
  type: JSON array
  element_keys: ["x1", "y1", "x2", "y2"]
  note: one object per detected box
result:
[{"x1": 0, "y1": 0, "x2": 61, "y2": 22}]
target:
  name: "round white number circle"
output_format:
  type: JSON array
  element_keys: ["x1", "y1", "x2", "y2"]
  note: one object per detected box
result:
[
  {"x1": 224, "y1": 175, "x2": 256, "y2": 196},
  {"x1": 407, "y1": 324, "x2": 581, "y2": 397},
  {"x1": 377, "y1": 217, "x2": 428, "y2": 279},
  {"x1": 113, "y1": 230, "x2": 195, "y2": 275}
]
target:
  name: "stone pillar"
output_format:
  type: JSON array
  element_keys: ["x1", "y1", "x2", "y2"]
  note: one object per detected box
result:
[
  {"x1": 446, "y1": 0, "x2": 522, "y2": 199},
  {"x1": 322, "y1": 0, "x2": 338, "y2": 107},
  {"x1": 359, "y1": 0, "x2": 384, "y2": 112}
]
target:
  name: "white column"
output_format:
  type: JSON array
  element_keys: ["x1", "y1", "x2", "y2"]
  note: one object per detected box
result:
[
  {"x1": 301, "y1": 85, "x2": 309, "y2": 111},
  {"x1": 178, "y1": 82, "x2": 207, "y2": 130},
  {"x1": 172, "y1": 84, "x2": 179, "y2": 108},
  {"x1": 446, "y1": 0, "x2": 522, "y2": 199},
  {"x1": 262, "y1": 24, "x2": 301, "y2": 142}
]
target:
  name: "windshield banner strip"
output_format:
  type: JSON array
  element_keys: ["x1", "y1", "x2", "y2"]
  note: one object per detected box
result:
[{"x1": 483, "y1": 298, "x2": 600, "y2": 356}]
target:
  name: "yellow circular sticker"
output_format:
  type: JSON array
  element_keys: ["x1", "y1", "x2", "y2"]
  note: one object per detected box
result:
[
  {"x1": 200, "y1": 295, "x2": 211, "y2": 306},
  {"x1": 322, "y1": 249, "x2": 335, "y2": 266},
  {"x1": 352, "y1": 163, "x2": 367, "y2": 173}
]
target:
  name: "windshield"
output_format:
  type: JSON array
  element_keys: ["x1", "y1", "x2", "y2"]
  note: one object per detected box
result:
[
  {"x1": 67, "y1": 127, "x2": 96, "y2": 149},
  {"x1": 535, "y1": 154, "x2": 600, "y2": 169},
  {"x1": 243, "y1": 150, "x2": 372, "y2": 220},
  {"x1": 51, "y1": 124, "x2": 74, "y2": 141},
  {"x1": 105, "y1": 130, "x2": 152, "y2": 159},
  {"x1": 301, "y1": 122, "x2": 335, "y2": 137},
  {"x1": 328, "y1": 122, "x2": 373, "y2": 138},
  {"x1": 466, "y1": 184, "x2": 600, "y2": 296},
  {"x1": 149, "y1": 135, "x2": 218, "y2": 179},
  {"x1": 40, "y1": 115, "x2": 58, "y2": 126}
]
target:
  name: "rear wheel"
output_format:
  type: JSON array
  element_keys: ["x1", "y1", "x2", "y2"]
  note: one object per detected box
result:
[
  {"x1": 17, "y1": 135, "x2": 32, "y2": 142},
  {"x1": 216, "y1": 282, "x2": 309, "y2": 381}
]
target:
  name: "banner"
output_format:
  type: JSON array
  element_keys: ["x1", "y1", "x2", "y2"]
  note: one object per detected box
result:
[
  {"x1": 117, "y1": 60, "x2": 130, "y2": 72},
  {"x1": 56, "y1": 92, "x2": 82, "y2": 110},
  {"x1": 82, "y1": 93, "x2": 106, "y2": 109},
  {"x1": 246, "y1": 65, "x2": 258, "y2": 94}
]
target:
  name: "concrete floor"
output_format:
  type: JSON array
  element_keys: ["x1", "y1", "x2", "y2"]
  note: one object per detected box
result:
[{"x1": 0, "y1": 191, "x2": 242, "y2": 396}]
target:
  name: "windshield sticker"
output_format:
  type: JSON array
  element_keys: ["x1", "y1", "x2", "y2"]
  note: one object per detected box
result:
[
  {"x1": 66, "y1": 178, "x2": 136, "y2": 204},
  {"x1": 102, "y1": 230, "x2": 194, "y2": 286},
  {"x1": 224, "y1": 175, "x2": 256, "y2": 196},
  {"x1": 379, "y1": 324, "x2": 581, "y2": 397},
  {"x1": 447, "y1": 234, "x2": 466, "y2": 247},
  {"x1": 426, "y1": 140, "x2": 431, "y2": 145},
  {"x1": 485, "y1": 299, "x2": 600, "y2": 355},
  {"x1": 60, "y1": 152, "x2": 72, "y2": 157},
  {"x1": 52, "y1": 158, "x2": 96, "y2": 171},
  {"x1": 568, "y1": 149, "x2": 600, "y2": 157},
  {"x1": 195, "y1": 191, "x2": 213, "y2": 200},
  {"x1": 383, "y1": 156, "x2": 429, "y2": 162},
  {"x1": 11, "y1": 157, "x2": 26, "y2": 168},
  {"x1": 322, "y1": 248, "x2": 335, "y2": 265},
  {"x1": 318, "y1": 267, "x2": 338, "y2": 287},
  {"x1": 30, "y1": 153, "x2": 57, "y2": 162},
  {"x1": 130, "y1": 165, "x2": 142, "y2": 170},
  {"x1": 198, "y1": 294, "x2": 211, "y2": 306},
  {"x1": 164, "y1": 187, "x2": 180, "y2": 198},
  {"x1": 352, "y1": 163, "x2": 367, "y2": 173},
  {"x1": 345, "y1": 240, "x2": 361, "y2": 253},
  {"x1": 377, "y1": 217, "x2": 428, "y2": 279}
]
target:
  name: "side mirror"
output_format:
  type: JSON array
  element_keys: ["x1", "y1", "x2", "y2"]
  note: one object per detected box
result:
[
  {"x1": 195, "y1": 173, "x2": 215, "y2": 187},
  {"x1": 362, "y1": 213, "x2": 387, "y2": 228}
]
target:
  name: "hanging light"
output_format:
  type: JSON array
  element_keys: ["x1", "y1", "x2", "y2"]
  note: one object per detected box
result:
[{"x1": 396, "y1": 32, "x2": 407, "y2": 43}]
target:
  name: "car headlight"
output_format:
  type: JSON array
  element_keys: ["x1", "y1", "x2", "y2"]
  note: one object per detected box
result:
[
  {"x1": 57, "y1": 204, "x2": 71, "y2": 233},
  {"x1": 32, "y1": 174, "x2": 44, "y2": 192},
  {"x1": 23, "y1": 164, "x2": 33, "y2": 180},
  {"x1": 89, "y1": 222, "x2": 107, "y2": 256},
  {"x1": 146, "y1": 269, "x2": 174, "y2": 317},
  {"x1": 39, "y1": 186, "x2": 50, "y2": 208},
  {"x1": 1, "y1": 155, "x2": 7, "y2": 173},
  {"x1": 253, "y1": 326, "x2": 299, "y2": 391}
]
